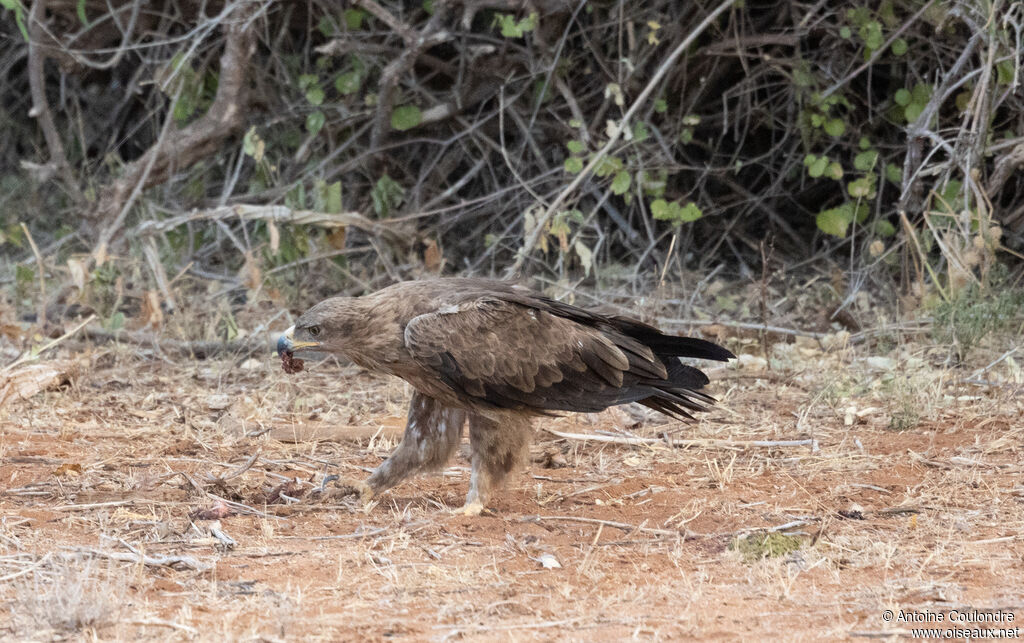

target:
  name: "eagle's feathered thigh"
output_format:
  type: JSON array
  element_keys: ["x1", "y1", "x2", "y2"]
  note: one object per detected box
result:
[{"x1": 278, "y1": 278, "x2": 734, "y2": 514}]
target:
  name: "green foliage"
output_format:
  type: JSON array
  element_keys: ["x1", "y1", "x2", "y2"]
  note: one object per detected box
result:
[
  {"x1": 299, "y1": 74, "x2": 325, "y2": 106},
  {"x1": 335, "y1": 71, "x2": 361, "y2": 95},
  {"x1": 563, "y1": 156, "x2": 583, "y2": 174},
  {"x1": 610, "y1": 170, "x2": 631, "y2": 195},
  {"x1": 315, "y1": 180, "x2": 343, "y2": 213},
  {"x1": 932, "y1": 281, "x2": 1024, "y2": 362},
  {"x1": 306, "y1": 111, "x2": 325, "y2": 135},
  {"x1": 390, "y1": 105, "x2": 422, "y2": 131},
  {"x1": 168, "y1": 53, "x2": 217, "y2": 124},
  {"x1": 894, "y1": 83, "x2": 932, "y2": 123},
  {"x1": 371, "y1": 174, "x2": 405, "y2": 217},
  {"x1": 343, "y1": 8, "x2": 366, "y2": 30},
  {"x1": 816, "y1": 202, "x2": 868, "y2": 238},
  {"x1": 804, "y1": 154, "x2": 842, "y2": 180},
  {"x1": 651, "y1": 199, "x2": 702, "y2": 226},
  {"x1": 0, "y1": 0, "x2": 28, "y2": 41},
  {"x1": 494, "y1": 12, "x2": 537, "y2": 38},
  {"x1": 730, "y1": 532, "x2": 802, "y2": 562}
]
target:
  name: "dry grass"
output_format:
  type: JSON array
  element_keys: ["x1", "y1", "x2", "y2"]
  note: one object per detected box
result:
[{"x1": 1, "y1": 323, "x2": 1022, "y2": 640}]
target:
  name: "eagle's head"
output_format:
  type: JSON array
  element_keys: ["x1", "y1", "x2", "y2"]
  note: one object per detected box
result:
[{"x1": 277, "y1": 298, "x2": 351, "y2": 372}]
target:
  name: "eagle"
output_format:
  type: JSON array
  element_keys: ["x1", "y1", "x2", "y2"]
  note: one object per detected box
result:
[{"x1": 277, "y1": 278, "x2": 734, "y2": 515}]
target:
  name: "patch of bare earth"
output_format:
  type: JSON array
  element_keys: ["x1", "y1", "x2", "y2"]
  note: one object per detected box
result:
[{"x1": 1, "y1": 340, "x2": 1022, "y2": 640}]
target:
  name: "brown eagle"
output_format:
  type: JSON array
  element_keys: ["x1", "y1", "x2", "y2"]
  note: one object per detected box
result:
[{"x1": 277, "y1": 278, "x2": 733, "y2": 514}]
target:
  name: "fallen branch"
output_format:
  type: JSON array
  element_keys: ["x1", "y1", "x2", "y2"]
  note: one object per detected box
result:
[
  {"x1": 544, "y1": 428, "x2": 818, "y2": 451},
  {"x1": 1, "y1": 314, "x2": 95, "y2": 374},
  {"x1": 135, "y1": 203, "x2": 407, "y2": 247},
  {"x1": 520, "y1": 515, "x2": 682, "y2": 538},
  {"x1": 72, "y1": 548, "x2": 209, "y2": 572},
  {"x1": 79, "y1": 325, "x2": 272, "y2": 359},
  {"x1": 269, "y1": 422, "x2": 405, "y2": 444}
]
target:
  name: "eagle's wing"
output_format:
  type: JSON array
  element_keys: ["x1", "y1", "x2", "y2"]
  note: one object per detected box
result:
[{"x1": 404, "y1": 296, "x2": 717, "y2": 418}]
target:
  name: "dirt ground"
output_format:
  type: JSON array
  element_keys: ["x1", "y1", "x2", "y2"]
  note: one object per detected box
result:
[{"x1": 2, "y1": 334, "x2": 1023, "y2": 641}]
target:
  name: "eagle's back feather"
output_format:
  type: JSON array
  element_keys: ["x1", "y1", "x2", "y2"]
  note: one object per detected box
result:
[{"x1": 395, "y1": 279, "x2": 734, "y2": 420}]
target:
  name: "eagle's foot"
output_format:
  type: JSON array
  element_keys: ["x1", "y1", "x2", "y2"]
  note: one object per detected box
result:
[
  {"x1": 452, "y1": 499, "x2": 487, "y2": 516},
  {"x1": 319, "y1": 475, "x2": 374, "y2": 504}
]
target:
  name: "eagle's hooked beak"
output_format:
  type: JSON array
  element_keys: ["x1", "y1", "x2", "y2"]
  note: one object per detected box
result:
[{"x1": 276, "y1": 325, "x2": 320, "y2": 356}]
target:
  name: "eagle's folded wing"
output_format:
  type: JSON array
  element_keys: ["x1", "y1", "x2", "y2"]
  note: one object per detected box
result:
[{"x1": 404, "y1": 296, "x2": 715, "y2": 418}]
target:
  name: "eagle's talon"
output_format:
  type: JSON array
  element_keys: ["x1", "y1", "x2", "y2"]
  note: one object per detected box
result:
[
  {"x1": 322, "y1": 477, "x2": 374, "y2": 504},
  {"x1": 453, "y1": 500, "x2": 487, "y2": 516},
  {"x1": 318, "y1": 474, "x2": 340, "y2": 493}
]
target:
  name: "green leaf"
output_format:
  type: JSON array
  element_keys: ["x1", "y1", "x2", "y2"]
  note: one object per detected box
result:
[
  {"x1": 640, "y1": 170, "x2": 667, "y2": 198},
  {"x1": 76, "y1": 0, "x2": 89, "y2": 26},
  {"x1": 325, "y1": 181, "x2": 342, "y2": 213},
  {"x1": 997, "y1": 60, "x2": 1014, "y2": 85},
  {"x1": 298, "y1": 74, "x2": 318, "y2": 91},
  {"x1": 592, "y1": 154, "x2": 622, "y2": 178},
  {"x1": 564, "y1": 157, "x2": 583, "y2": 174},
  {"x1": 305, "y1": 85, "x2": 325, "y2": 106},
  {"x1": 371, "y1": 174, "x2": 405, "y2": 217},
  {"x1": 839, "y1": 26, "x2": 852, "y2": 39},
  {"x1": 575, "y1": 240, "x2": 594, "y2": 276},
  {"x1": 306, "y1": 110, "x2": 325, "y2": 135},
  {"x1": 891, "y1": 37, "x2": 907, "y2": 56},
  {"x1": 343, "y1": 8, "x2": 366, "y2": 30},
  {"x1": 632, "y1": 121, "x2": 650, "y2": 142},
  {"x1": 854, "y1": 150, "x2": 878, "y2": 172},
  {"x1": 654, "y1": 98, "x2": 668, "y2": 113},
  {"x1": 335, "y1": 71, "x2": 362, "y2": 95},
  {"x1": 848, "y1": 176, "x2": 875, "y2": 198},
  {"x1": 817, "y1": 207, "x2": 850, "y2": 238},
  {"x1": 390, "y1": 105, "x2": 422, "y2": 131},
  {"x1": 826, "y1": 162, "x2": 844, "y2": 180},
  {"x1": 242, "y1": 127, "x2": 265, "y2": 162},
  {"x1": 861, "y1": 20, "x2": 883, "y2": 51},
  {"x1": 885, "y1": 163, "x2": 902, "y2": 184},
  {"x1": 894, "y1": 88, "x2": 912, "y2": 106},
  {"x1": 859, "y1": 136, "x2": 871, "y2": 150},
  {"x1": 108, "y1": 311, "x2": 126, "y2": 331},
  {"x1": 650, "y1": 199, "x2": 671, "y2": 219},
  {"x1": 911, "y1": 83, "x2": 932, "y2": 105},
  {"x1": 807, "y1": 155, "x2": 829, "y2": 178},
  {"x1": 679, "y1": 202, "x2": 703, "y2": 222},
  {"x1": 495, "y1": 12, "x2": 538, "y2": 38},
  {"x1": 875, "y1": 219, "x2": 896, "y2": 237},
  {"x1": 679, "y1": 128, "x2": 694, "y2": 144},
  {"x1": 566, "y1": 140, "x2": 584, "y2": 155},
  {"x1": 610, "y1": 171, "x2": 631, "y2": 195},
  {"x1": 824, "y1": 118, "x2": 846, "y2": 137},
  {"x1": 904, "y1": 102, "x2": 924, "y2": 123},
  {"x1": 1, "y1": 0, "x2": 28, "y2": 40}
]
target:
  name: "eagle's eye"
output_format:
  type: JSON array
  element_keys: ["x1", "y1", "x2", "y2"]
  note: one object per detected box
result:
[{"x1": 308, "y1": 325, "x2": 322, "y2": 337}]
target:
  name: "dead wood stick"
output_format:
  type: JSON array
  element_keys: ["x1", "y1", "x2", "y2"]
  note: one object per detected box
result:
[
  {"x1": 79, "y1": 325, "x2": 271, "y2": 358},
  {"x1": 27, "y1": 0, "x2": 84, "y2": 205},
  {"x1": 521, "y1": 515, "x2": 681, "y2": 538},
  {"x1": 2, "y1": 314, "x2": 95, "y2": 374},
  {"x1": 72, "y1": 548, "x2": 209, "y2": 572},
  {"x1": 135, "y1": 204, "x2": 406, "y2": 246},
  {"x1": 544, "y1": 428, "x2": 818, "y2": 451},
  {"x1": 269, "y1": 423, "x2": 405, "y2": 444}
]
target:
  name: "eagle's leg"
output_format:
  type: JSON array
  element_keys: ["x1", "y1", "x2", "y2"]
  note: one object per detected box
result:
[
  {"x1": 365, "y1": 392, "x2": 466, "y2": 496},
  {"x1": 461, "y1": 413, "x2": 532, "y2": 515}
]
